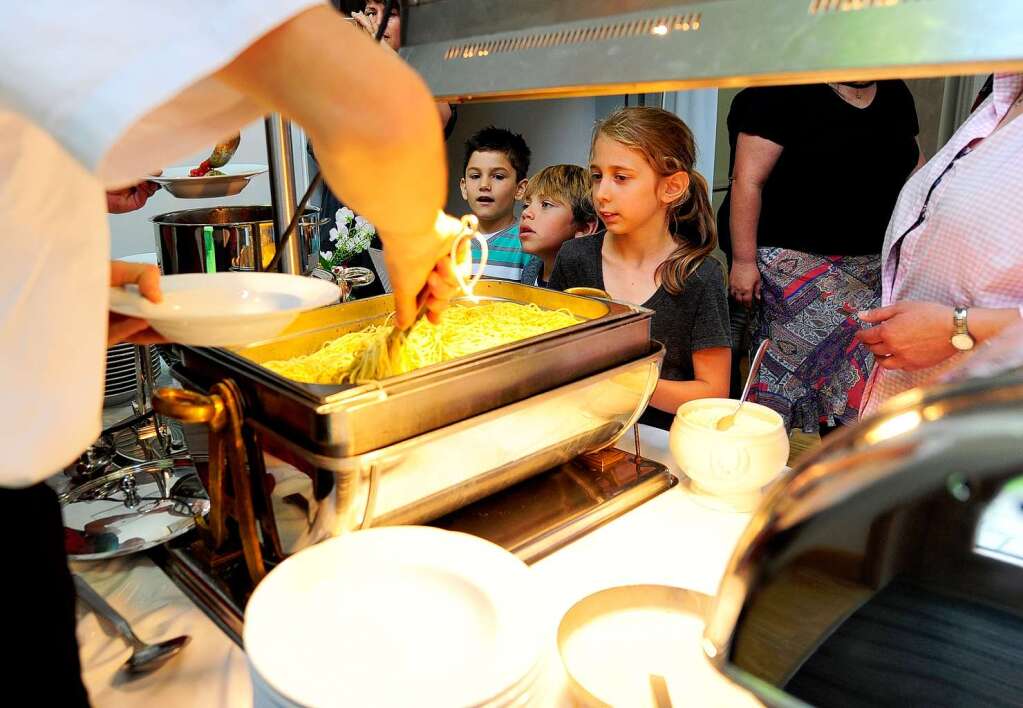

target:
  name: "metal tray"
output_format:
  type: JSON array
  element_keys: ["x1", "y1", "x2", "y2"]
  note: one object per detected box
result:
[{"x1": 175, "y1": 281, "x2": 652, "y2": 456}]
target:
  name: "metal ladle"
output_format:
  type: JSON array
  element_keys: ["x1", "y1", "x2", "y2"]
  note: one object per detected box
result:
[
  {"x1": 207, "y1": 133, "x2": 241, "y2": 169},
  {"x1": 73, "y1": 575, "x2": 190, "y2": 675},
  {"x1": 716, "y1": 338, "x2": 771, "y2": 431}
]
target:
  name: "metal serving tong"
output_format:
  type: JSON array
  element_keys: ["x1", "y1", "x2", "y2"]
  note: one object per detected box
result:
[{"x1": 381, "y1": 212, "x2": 486, "y2": 360}]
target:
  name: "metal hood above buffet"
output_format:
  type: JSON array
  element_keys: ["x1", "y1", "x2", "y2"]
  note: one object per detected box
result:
[{"x1": 402, "y1": 0, "x2": 1023, "y2": 102}]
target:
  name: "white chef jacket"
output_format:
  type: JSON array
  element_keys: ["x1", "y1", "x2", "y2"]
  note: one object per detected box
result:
[{"x1": 0, "y1": 1, "x2": 320, "y2": 488}]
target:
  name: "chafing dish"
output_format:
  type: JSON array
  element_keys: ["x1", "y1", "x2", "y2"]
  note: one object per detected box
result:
[
  {"x1": 175, "y1": 280, "x2": 653, "y2": 456},
  {"x1": 703, "y1": 364, "x2": 1023, "y2": 707},
  {"x1": 248, "y1": 341, "x2": 663, "y2": 551},
  {"x1": 161, "y1": 281, "x2": 660, "y2": 579}
]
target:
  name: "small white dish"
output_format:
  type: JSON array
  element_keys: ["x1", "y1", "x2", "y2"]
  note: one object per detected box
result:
[
  {"x1": 109, "y1": 272, "x2": 339, "y2": 347},
  {"x1": 149, "y1": 163, "x2": 267, "y2": 199},
  {"x1": 244, "y1": 526, "x2": 542, "y2": 708}
]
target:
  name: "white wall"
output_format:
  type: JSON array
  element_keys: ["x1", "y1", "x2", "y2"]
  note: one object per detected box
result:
[
  {"x1": 108, "y1": 119, "x2": 309, "y2": 259},
  {"x1": 112, "y1": 96, "x2": 722, "y2": 257},
  {"x1": 663, "y1": 89, "x2": 718, "y2": 188}
]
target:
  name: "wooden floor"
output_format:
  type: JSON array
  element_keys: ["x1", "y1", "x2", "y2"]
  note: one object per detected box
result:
[
  {"x1": 788, "y1": 429, "x2": 822, "y2": 467},
  {"x1": 786, "y1": 579, "x2": 1023, "y2": 707}
]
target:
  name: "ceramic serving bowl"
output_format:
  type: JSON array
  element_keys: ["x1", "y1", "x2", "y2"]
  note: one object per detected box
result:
[{"x1": 669, "y1": 398, "x2": 789, "y2": 511}]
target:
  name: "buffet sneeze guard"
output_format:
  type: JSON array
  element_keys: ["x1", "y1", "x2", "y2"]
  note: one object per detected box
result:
[{"x1": 401, "y1": 0, "x2": 1023, "y2": 102}]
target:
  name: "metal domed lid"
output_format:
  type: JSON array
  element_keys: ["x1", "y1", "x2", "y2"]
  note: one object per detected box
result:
[{"x1": 59, "y1": 458, "x2": 209, "y2": 561}]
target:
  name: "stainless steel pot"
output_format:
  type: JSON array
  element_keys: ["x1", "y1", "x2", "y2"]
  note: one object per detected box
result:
[{"x1": 152, "y1": 206, "x2": 327, "y2": 275}]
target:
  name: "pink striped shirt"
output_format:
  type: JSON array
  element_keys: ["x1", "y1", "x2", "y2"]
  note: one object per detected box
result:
[{"x1": 863, "y1": 73, "x2": 1023, "y2": 416}]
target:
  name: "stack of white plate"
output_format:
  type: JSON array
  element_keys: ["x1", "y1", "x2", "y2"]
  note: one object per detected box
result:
[
  {"x1": 104, "y1": 344, "x2": 161, "y2": 408},
  {"x1": 245, "y1": 527, "x2": 546, "y2": 708}
]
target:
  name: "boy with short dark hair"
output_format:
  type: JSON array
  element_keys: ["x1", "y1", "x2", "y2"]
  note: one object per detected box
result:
[
  {"x1": 460, "y1": 126, "x2": 532, "y2": 280},
  {"x1": 519, "y1": 164, "x2": 599, "y2": 287}
]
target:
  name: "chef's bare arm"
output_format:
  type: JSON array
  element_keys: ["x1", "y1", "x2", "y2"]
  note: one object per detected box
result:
[{"x1": 217, "y1": 5, "x2": 451, "y2": 323}]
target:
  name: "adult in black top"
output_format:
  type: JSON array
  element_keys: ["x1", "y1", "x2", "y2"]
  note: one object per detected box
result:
[
  {"x1": 720, "y1": 81, "x2": 920, "y2": 262},
  {"x1": 722, "y1": 81, "x2": 921, "y2": 434},
  {"x1": 549, "y1": 233, "x2": 731, "y2": 431}
]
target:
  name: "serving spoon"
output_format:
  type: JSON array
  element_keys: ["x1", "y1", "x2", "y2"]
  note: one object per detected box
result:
[
  {"x1": 73, "y1": 575, "x2": 190, "y2": 675},
  {"x1": 716, "y1": 338, "x2": 771, "y2": 431},
  {"x1": 189, "y1": 133, "x2": 241, "y2": 176}
]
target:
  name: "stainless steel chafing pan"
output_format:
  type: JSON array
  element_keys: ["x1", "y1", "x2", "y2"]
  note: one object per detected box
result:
[
  {"x1": 174, "y1": 280, "x2": 653, "y2": 457},
  {"x1": 214, "y1": 342, "x2": 665, "y2": 553}
]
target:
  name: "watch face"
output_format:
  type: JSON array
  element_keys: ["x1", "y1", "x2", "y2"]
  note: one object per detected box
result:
[{"x1": 951, "y1": 333, "x2": 975, "y2": 351}]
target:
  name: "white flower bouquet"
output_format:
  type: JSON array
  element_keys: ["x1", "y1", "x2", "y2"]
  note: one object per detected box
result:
[{"x1": 319, "y1": 207, "x2": 375, "y2": 270}]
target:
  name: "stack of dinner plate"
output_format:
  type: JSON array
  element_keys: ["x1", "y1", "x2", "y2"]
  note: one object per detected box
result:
[
  {"x1": 104, "y1": 344, "x2": 161, "y2": 408},
  {"x1": 245, "y1": 527, "x2": 547, "y2": 707}
]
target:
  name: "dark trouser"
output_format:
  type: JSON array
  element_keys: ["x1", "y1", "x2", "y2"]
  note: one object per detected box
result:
[{"x1": 1, "y1": 482, "x2": 90, "y2": 706}]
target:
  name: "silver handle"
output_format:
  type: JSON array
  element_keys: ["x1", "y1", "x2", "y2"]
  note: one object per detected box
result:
[
  {"x1": 73, "y1": 575, "x2": 145, "y2": 650},
  {"x1": 739, "y1": 339, "x2": 771, "y2": 405}
]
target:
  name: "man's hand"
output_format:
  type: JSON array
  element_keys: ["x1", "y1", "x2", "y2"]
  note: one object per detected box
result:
[
  {"x1": 856, "y1": 301, "x2": 956, "y2": 371},
  {"x1": 106, "y1": 180, "x2": 160, "y2": 214},
  {"x1": 384, "y1": 222, "x2": 471, "y2": 328},
  {"x1": 108, "y1": 261, "x2": 167, "y2": 346},
  {"x1": 729, "y1": 260, "x2": 762, "y2": 307}
]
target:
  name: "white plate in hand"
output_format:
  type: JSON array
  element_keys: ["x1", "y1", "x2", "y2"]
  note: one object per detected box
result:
[
  {"x1": 109, "y1": 272, "x2": 339, "y2": 347},
  {"x1": 149, "y1": 163, "x2": 267, "y2": 198}
]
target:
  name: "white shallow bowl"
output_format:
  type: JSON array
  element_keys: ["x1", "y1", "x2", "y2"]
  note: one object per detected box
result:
[
  {"x1": 244, "y1": 526, "x2": 543, "y2": 708},
  {"x1": 670, "y1": 398, "x2": 789, "y2": 510},
  {"x1": 149, "y1": 163, "x2": 267, "y2": 198},
  {"x1": 557, "y1": 585, "x2": 753, "y2": 707},
  {"x1": 109, "y1": 272, "x2": 339, "y2": 347}
]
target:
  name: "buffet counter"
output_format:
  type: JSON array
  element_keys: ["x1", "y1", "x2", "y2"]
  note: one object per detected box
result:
[{"x1": 73, "y1": 425, "x2": 760, "y2": 707}]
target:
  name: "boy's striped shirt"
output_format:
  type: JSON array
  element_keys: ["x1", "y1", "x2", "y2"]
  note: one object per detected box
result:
[{"x1": 470, "y1": 223, "x2": 532, "y2": 281}]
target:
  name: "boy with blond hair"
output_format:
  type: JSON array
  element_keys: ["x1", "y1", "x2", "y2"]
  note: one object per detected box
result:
[{"x1": 519, "y1": 164, "x2": 599, "y2": 287}]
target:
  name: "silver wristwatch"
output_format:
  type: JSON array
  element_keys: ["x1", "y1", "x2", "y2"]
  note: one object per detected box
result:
[{"x1": 951, "y1": 306, "x2": 975, "y2": 351}]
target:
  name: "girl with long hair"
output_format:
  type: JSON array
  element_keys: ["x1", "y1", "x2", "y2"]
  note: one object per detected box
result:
[{"x1": 550, "y1": 106, "x2": 731, "y2": 429}]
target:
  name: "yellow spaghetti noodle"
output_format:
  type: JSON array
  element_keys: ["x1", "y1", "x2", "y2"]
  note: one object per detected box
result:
[
  {"x1": 263, "y1": 302, "x2": 579, "y2": 384},
  {"x1": 333, "y1": 212, "x2": 487, "y2": 382}
]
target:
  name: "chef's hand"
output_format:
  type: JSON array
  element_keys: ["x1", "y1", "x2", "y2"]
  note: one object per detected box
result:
[
  {"x1": 422, "y1": 238, "x2": 469, "y2": 324},
  {"x1": 729, "y1": 260, "x2": 761, "y2": 307},
  {"x1": 385, "y1": 228, "x2": 466, "y2": 328},
  {"x1": 107, "y1": 180, "x2": 160, "y2": 214},
  {"x1": 108, "y1": 261, "x2": 167, "y2": 346},
  {"x1": 214, "y1": 6, "x2": 447, "y2": 325},
  {"x1": 856, "y1": 301, "x2": 956, "y2": 371}
]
